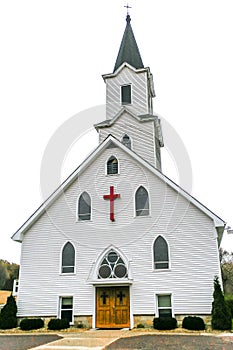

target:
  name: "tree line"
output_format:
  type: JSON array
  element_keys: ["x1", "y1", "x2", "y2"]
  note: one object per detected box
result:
[{"x1": 0, "y1": 260, "x2": 19, "y2": 291}]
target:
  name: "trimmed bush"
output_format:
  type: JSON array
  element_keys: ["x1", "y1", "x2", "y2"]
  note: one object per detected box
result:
[
  {"x1": 0, "y1": 294, "x2": 17, "y2": 329},
  {"x1": 136, "y1": 323, "x2": 145, "y2": 328},
  {"x1": 153, "y1": 317, "x2": 177, "y2": 330},
  {"x1": 211, "y1": 276, "x2": 232, "y2": 330},
  {"x1": 48, "y1": 318, "x2": 70, "y2": 330},
  {"x1": 182, "y1": 316, "x2": 205, "y2": 331},
  {"x1": 77, "y1": 323, "x2": 84, "y2": 328},
  {"x1": 20, "y1": 318, "x2": 44, "y2": 331}
]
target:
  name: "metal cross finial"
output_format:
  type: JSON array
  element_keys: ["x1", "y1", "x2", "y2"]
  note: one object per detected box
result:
[{"x1": 124, "y1": 3, "x2": 132, "y2": 16}]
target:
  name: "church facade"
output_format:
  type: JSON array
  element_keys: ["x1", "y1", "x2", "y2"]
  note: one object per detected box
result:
[{"x1": 12, "y1": 15, "x2": 225, "y2": 329}]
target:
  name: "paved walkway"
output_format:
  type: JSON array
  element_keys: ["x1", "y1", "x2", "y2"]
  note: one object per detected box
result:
[
  {"x1": 29, "y1": 330, "x2": 233, "y2": 350},
  {"x1": 29, "y1": 330, "x2": 128, "y2": 350}
]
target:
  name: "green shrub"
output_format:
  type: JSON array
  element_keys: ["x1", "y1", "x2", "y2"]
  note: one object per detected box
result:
[
  {"x1": 48, "y1": 318, "x2": 70, "y2": 330},
  {"x1": 77, "y1": 323, "x2": 84, "y2": 328},
  {"x1": 20, "y1": 318, "x2": 44, "y2": 331},
  {"x1": 153, "y1": 317, "x2": 177, "y2": 330},
  {"x1": 136, "y1": 323, "x2": 145, "y2": 328},
  {"x1": 0, "y1": 294, "x2": 17, "y2": 329},
  {"x1": 182, "y1": 316, "x2": 205, "y2": 330},
  {"x1": 211, "y1": 276, "x2": 232, "y2": 330}
]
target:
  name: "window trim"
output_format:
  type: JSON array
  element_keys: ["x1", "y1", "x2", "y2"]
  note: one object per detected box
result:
[
  {"x1": 77, "y1": 192, "x2": 92, "y2": 221},
  {"x1": 152, "y1": 235, "x2": 170, "y2": 271},
  {"x1": 58, "y1": 295, "x2": 74, "y2": 325},
  {"x1": 134, "y1": 185, "x2": 150, "y2": 217},
  {"x1": 121, "y1": 84, "x2": 132, "y2": 105},
  {"x1": 155, "y1": 293, "x2": 174, "y2": 318},
  {"x1": 106, "y1": 156, "x2": 119, "y2": 176},
  {"x1": 60, "y1": 241, "x2": 76, "y2": 275}
]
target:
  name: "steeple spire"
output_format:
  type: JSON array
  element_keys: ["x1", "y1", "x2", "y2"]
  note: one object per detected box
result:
[{"x1": 113, "y1": 14, "x2": 144, "y2": 72}]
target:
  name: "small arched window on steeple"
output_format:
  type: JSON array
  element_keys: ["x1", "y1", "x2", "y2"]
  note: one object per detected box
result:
[
  {"x1": 122, "y1": 134, "x2": 131, "y2": 149},
  {"x1": 135, "y1": 186, "x2": 149, "y2": 216},
  {"x1": 107, "y1": 156, "x2": 118, "y2": 175}
]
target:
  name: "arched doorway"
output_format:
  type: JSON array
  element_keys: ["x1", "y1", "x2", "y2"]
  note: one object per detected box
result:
[{"x1": 95, "y1": 249, "x2": 130, "y2": 328}]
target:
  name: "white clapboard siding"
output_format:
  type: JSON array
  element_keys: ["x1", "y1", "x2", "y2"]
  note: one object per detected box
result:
[
  {"x1": 105, "y1": 67, "x2": 149, "y2": 119},
  {"x1": 17, "y1": 146, "x2": 220, "y2": 318},
  {"x1": 99, "y1": 111, "x2": 157, "y2": 167}
]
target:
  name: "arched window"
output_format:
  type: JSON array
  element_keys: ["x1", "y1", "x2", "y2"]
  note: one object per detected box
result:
[
  {"x1": 153, "y1": 236, "x2": 169, "y2": 269},
  {"x1": 62, "y1": 242, "x2": 75, "y2": 273},
  {"x1": 135, "y1": 186, "x2": 149, "y2": 216},
  {"x1": 122, "y1": 134, "x2": 131, "y2": 149},
  {"x1": 98, "y1": 250, "x2": 128, "y2": 279},
  {"x1": 107, "y1": 156, "x2": 118, "y2": 175},
  {"x1": 78, "y1": 192, "x2": 91, "y2": 221}
]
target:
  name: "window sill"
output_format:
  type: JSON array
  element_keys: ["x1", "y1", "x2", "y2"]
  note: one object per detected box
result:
[
  {"x1": 152, "y1": 269, "x2": 171, "y2": 273},
  {"x1": 134, "y1": 215, "x2": 151, "y2": 219},
  {"x1": 76, "y1": 220, "x2": 93, "y2": 223},
  {"x1": 60, "y1": 273, "x2": 76, "y2": 276}
]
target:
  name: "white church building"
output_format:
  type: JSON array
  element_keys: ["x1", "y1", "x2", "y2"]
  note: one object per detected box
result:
[{"x1": 12, "y1": 14, "x2": 225, "y2": 329}]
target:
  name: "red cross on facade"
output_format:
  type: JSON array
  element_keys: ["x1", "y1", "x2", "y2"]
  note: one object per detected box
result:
[{"x1": 103, "y1": 186, "x2": 120, "y2": 222}]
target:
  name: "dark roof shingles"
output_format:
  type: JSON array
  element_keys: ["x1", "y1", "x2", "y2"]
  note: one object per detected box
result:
[{"x1": 114, "y1": 15, "x2": 144, "y2": 72}]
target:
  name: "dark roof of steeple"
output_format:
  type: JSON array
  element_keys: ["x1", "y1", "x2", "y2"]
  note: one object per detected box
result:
[{"x1": 113, "y1": 15, "x2": 144, "y2": 72}]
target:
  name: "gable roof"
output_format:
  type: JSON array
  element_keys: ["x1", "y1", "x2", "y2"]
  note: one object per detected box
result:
[
  {"x1": 102, "y1": 62, "x2": 156, "y2": 98},
  {"x1": 114, "y1": 15, "x2": 144, "y2": 72},
  {"x1": 103, "y1": 62, "x2": 150, "y2": 81},
  {"x1": 94, "y1": 107, "x2": 157, "y2": 128},
  {"x1": 12, "y1": 134, "x2": 225, "y2": 243},
  {"x1": 94, "y1": 108, "x2": 164, "y2": 148}
]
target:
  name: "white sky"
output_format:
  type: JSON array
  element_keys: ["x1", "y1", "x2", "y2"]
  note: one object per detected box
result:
[{"x1": 1, "y1": 0, "x2": 233, "y2": 264}]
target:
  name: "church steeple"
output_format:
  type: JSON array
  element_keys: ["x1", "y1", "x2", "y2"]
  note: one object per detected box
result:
[
  {"x1": 102, "y1": 14, "x2": 155, "y2": 121},
  {"x1": 96, "y1": 13, "x2": 164, "y2": 171},
  {"x1": 113, "y1": 15, "x2": 144, "y2": 72}
]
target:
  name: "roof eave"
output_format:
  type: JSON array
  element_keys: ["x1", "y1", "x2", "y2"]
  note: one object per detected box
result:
[
  {"x1": 216, "y1": 225, "x2": 226, "y2": 246},
  {"x1": 11, "y1": 232, "x2": 24, "y2": 243}
]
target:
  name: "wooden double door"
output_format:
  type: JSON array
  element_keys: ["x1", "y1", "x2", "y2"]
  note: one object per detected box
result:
[{"x1": 96, "y1": 286, "x2": 130, "y2": 328}]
